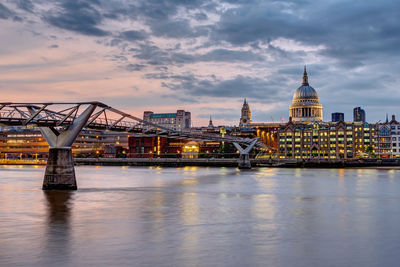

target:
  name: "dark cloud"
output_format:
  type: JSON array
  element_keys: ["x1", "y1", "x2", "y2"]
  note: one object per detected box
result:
[
  {"x1": 125, "y1": 63, "x2": 145, "y2": 72},
  {"x1": 170, "y1": 52, "x2": 195, "y2": 64},
  {"x1": 110, "y1": 38, "x2": 122, "y2": 46},
  {"x1": 131, "y1": 44, "x2": 264, "y2": 66},
  {"x1": 3, "y1": 0, "x2": 400, "y2": 124},
  {"x1": 48, "y1": 44, "x2": 59, "y2": 48},
  {"x1": 162, "y1": 74, "x2": 286, "y2": 101},
  {"x1": 213, "y1": 2, "x2": 308, "y2": 45},
  {"x1": 111, "y1": 55, "x2": 128, "y2": 62},
  {"x1": 16, "y1": 0, "x2": 34, "y2": 13},
  {"x1": 144, "y1": 73, "x2": 169, "y2": 80},
  {"x1": 213, "y1": 0, "x2": 400, "y2": 68},
  {"x1": 44, "y1": 0, "x2": 109, "y2": 36},
  {"x1": 138, "y1": 0, "x2": 209, "y2": 20},
  {"x1": 0, "y1": 3, "x2": 14, "y2": 19},
  {"x1": 199, "y1": 49, "x2": 264, "y2": 62},
  {"x1": 149, "y1": 19, "x2": 209, "y2": 38},
  {"x1": 119, "y1": 30, "x2": 148, "y2": 41},
  {"x1": 194, "y1": 12, "x2": 208, "y2": 21},
  {"x1": 131, "y1": 44, "x2": 171, "y2": 65}
]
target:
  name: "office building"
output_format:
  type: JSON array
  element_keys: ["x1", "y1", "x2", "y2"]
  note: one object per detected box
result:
[
  {"x1": 143, "y1": 110, "x2": 191, "y2": 130},
  {"x1": 278, "y1": 121, "x2": 376, "y2": 159},
  {"x1": 353, "y1": 107, "x2": 366, "y2": 122},
  {"x1": 332, "y1": 112, "x2": 344, "y2": 122}
]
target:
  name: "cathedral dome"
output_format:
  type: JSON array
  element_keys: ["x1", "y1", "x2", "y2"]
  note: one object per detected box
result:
[
  {"x1": 292, "y1": 85, "x2": 319, "y2": 103},
  {"x1": 289, "y1": 66, "x2": 323, "y2": 122}
]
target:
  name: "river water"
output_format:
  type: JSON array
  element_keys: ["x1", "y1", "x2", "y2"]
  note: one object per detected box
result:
[{"x1": 1, "y1": 166, "x2": 400, "y2": 267}]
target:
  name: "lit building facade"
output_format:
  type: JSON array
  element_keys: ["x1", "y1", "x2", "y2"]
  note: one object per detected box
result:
[
  {"x1": 128, "y1": 136, "x2": 223, "y2": 158},
  {"x1": 376, "y1": 115, "x2": 400, "y2": 158},
  {"x1": 143, "y1": 110, "x2": 191, "y2": 130},
  {"x1": 278, "y1": 121, "x2": 376, "y2": 159},
  {"x1": 0, "y1": 127, "x2": 129, "y2": 159}
]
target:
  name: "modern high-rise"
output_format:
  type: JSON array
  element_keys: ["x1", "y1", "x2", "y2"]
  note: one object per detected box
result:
[
  {"x1": 353, "y1": 107, "x2": 365, "y2": 122},
  {"x1": 332, "y1": 112, "x2": 344, "y2": 122},
  {"x1": 143, "y1": 110, "x2": 191, "y2": 130}
]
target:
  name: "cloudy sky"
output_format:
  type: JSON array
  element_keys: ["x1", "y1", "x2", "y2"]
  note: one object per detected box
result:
[{"x1": 1, "y1": 0, "x2": 399, "y2": 126}]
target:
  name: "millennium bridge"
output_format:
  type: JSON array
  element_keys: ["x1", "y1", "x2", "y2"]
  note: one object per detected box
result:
[{"x1": 0, "y1": 102, "x2": 270, "y2": 190}]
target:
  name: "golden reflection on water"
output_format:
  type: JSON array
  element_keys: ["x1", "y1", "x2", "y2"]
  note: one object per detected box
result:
[
  {"x1": 253, "y1": 168, "x2": 278, "y2": 191},
  {"x1": 181, "y1": 166, "x2": 200, "y2": 186},
  {"x1": 149, "y1": 191, "x2": 165, "y2": 220},
  {"x1": 255, "y1": 168, "x2": 277, "y2": 177},
  {"x1": 183, "y1": 166, "x2": 199, "y2": 172},
  {"x1": 252, "y1": 194, "x2": 276, "y2": 220},
  {"x1": 181, "y1": 192, "x2": 199, "y2": 225},
  {"x1": 294, "y1": 168, "x2": 302, "y2": 178},
  {"x1": 338, "y1": 168, "x2": 345, "y2": 178},
  {"x1": 179, "y1": 191, "x2": 200, "y2": 258},
  {"x1": 338, "y1": 170, "x2": 346, "y2": 196},
  {"x1": 251, "y1": 168, "x2": 278, "y2": 229},
  {"x1": 147, "y1": 191, "x2": 166, "y2": 244},
  {"x1": 387, "y1": 169, "x2": 397, "y2": 180},
  {"x1": 181, "y1": 178, "x2": 199, "y2": 186}
]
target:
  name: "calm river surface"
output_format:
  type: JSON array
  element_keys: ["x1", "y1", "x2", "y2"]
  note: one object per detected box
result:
[{"x1": 1, "y1": 166, "x2": 400, "y2": 267}]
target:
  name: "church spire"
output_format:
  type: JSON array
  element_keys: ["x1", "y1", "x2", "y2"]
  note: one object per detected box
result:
[
  {"x1": 244, "y1": 98, "x2": 247, "y2": 104},
  {"x1": 208, "y1": 115, "x2": 213, "y2": 128},
  {"x1": 302, "y1": 65, "x2": 309, "y2": 86}
]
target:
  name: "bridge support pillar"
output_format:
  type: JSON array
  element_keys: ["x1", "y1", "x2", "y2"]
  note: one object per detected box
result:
[
  {"x1": 233, "y1": 139, "x2": 258, "y2": 170},
  {"x1": 238, "y1": 153, "x2": 251, "y2": 169},
  {"x1": 43, "y1": 148, "x2": 76, "y2": 190},
  {"x1": 28, "y1": 104, "x2": 97, "y2": 190}
]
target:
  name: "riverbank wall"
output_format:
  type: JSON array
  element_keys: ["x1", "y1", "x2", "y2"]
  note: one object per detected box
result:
[
  {"x1": 2, "y1": 158, "x2": 400, "y2": 168},
  {"x1": 74, "y1": 158, "x2": 400, "y2": 168}
]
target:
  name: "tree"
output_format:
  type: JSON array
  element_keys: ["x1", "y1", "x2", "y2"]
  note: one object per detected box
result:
[{"x1": 365, "y1": 145, "x2": 375, "y2": 158}]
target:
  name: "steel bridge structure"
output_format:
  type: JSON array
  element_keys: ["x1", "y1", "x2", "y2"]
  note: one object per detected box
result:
[{"x1": 0, "y1": 102, "x2": 270, "y2": 190}]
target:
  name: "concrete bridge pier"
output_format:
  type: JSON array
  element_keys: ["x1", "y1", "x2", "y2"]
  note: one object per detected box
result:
[
  {"x1": 43, "y1": 148, "x2": 77, "y2": 190},
  {"x1": 233, "y1": 139, "x2": 258, "y2": 169},
  {"x1": 28, "y1": 104, "x2": 97, "y2": 190},
  {"x1": 238, "y1": 153, "x2": 251, "y2": 169}
]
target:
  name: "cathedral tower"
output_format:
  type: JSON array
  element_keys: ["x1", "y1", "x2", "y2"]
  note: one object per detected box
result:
[{"x1": 239, "y1": 98, "x2": 252, "y2": 126}]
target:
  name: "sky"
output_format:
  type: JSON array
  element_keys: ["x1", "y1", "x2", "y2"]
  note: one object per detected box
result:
[{"x1": 1, "y1": 0, "x2": 400, "y2": 126}]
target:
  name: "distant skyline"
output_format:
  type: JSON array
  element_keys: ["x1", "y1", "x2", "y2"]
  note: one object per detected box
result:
[{"x1": 1, "y1": 0, "x2": 400, "y2": 126}]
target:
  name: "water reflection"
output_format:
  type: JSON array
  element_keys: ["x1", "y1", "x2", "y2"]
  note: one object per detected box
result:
[
  {"x1": 2, "y1": 166, "x2": 400, "y2": 267},
  {"x1": 42, "y1": 191, "x2": 73, "y2": 266},
  {"x1": 44, "y1": 191, "x2": 72, "y2": 223}
]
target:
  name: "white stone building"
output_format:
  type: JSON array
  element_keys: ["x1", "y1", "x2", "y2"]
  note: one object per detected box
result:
[{"x1": 143, "y1": 110, "x2": 191, "y2": 130}]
